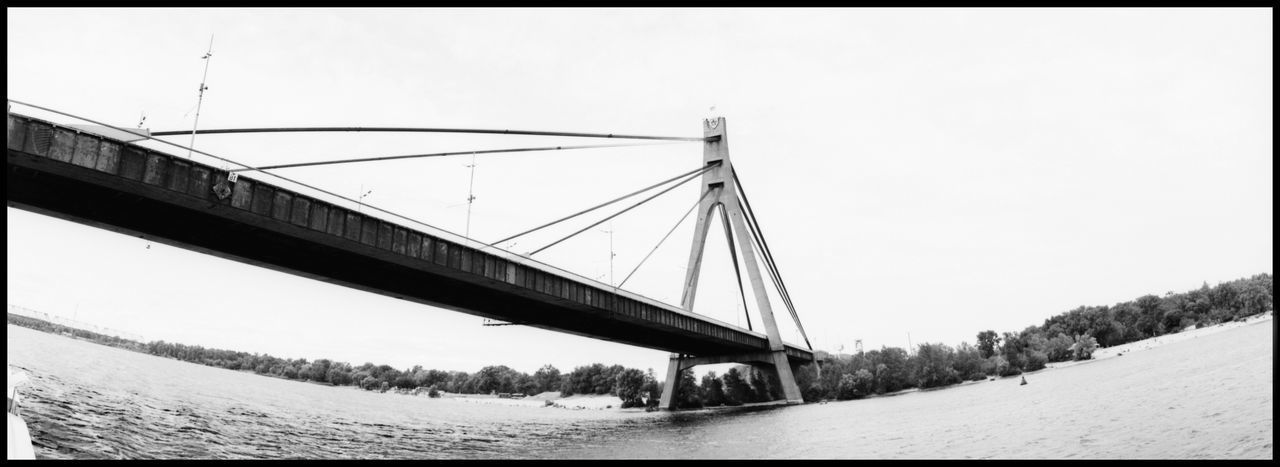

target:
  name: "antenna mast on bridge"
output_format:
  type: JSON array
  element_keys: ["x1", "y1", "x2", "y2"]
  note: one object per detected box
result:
[{"x1": 187, "y1": 34, "x2": 214, "y2": 160}]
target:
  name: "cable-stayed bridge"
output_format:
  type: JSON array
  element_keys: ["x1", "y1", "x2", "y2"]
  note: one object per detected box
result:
[{"x1": 7, "y1": 101, "x2": 815, "y2": 409}]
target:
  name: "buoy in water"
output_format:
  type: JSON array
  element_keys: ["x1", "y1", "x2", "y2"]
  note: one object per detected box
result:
[{"x1": 1020, "y1": 376, "x2": 1028, "y2": 386}]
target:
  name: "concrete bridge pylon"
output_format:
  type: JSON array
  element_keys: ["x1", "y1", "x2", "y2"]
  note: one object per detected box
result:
[{"x1": 658, "y1": 117, "x2": 805, "y2": 410}]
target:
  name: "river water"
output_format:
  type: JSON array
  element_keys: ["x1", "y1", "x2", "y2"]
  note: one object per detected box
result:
[{"x1": 6, "y1": 321, "x2": 1273, "y2": 459}]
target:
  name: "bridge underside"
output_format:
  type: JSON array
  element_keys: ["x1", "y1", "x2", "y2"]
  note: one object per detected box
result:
[{"x1": 6, "y1": 113, "x2": 813, "y2": 366}]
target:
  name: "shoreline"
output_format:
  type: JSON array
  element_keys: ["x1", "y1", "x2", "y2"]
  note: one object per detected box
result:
[
  {"x1": 296, "y1": 310, "x2": 1278, "y2": 412},
  {"x1": 441, "y1": 392, "x2": 633, "y2": 410},
  {"x1": 411, "y1": 309, "x2": 1273, "y2": 412},
  {"x1": 9, "y1": 310, "x2": 1272, "y2": 414},
  {"x1": 807, "y1": 311, "x2": 1276, "y2": 404},
  {"x1": 9, "y1": 307, "x2": 1269, "y2": 459},
  {"x1": 1043, "y1": 310, "x2": 1273, "y2": 372}
]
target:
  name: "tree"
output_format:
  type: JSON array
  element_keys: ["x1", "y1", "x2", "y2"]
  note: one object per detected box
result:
[
  {"x1": 721, "y1": 368, "x2": 751, "y2": 405},
  {"x1": 1208, "y1": 307, "x2": 1234, "y2": 324},
  {"x1": 700, "y1": 371, "x2": 726, "y2": 407},
  {"x1": 1239, "y1": 273, "x2": 1273, "y2": 316},
  {"x1": 870, "y1": 347, "x2": 912, "y2": 393},
  {"x1": 352, "y1": 369, "x2": 371, "y2": 388},
  {"x1": 1183, "y1": 284, "x2": 1213, "y2": 321},
  {"x1": 309, "y1": 359, "x2": 332, "y2": 383},
  {"x1": 447, "y1": 371, "x2": 472, "y2": 394},
  {"x1": 1161, "y1": 307, "x2": 1186, "y2": 333},
  {"x1": 993, "y1": 355, "x2": 1019, "y2": 377},
  {"x1": 470, "y1": 365, "x2": 521, "y2": 394},
  {"x1": 836, "y1": 373, "x2": 859, "y2": 400},
  {"x1": 327, "y1": 362, "x2": 353, "y2": 386},
  {"x1": 999, "y1": 332, "x2": 1023, "y2": 362},
  {"x1": 857, "y1": 369, "x2": 877, "y2": 399},
  {"x1": 1045, "y1": 333, "x2": 1074, "y2": 362},
  {"x1": 1101, "y1": 319, "x2": 1129, "y2": 347},
  {"x1": 408, "y1": 365, "x2": 429, "y2": 387},
  {"x1": 1208, "y1": 282, "x2": 1241, "y2": 315},
  {"x1": 795, "y1": 361, "x2": 825, "y2": 401},
  {"x1": 424, "y1": 369, "x2": 450, "y2": 389},
  {"x1": 298, "y1": 363, "x2": 314, "y2": 381},
  {"x1": 1071, "y1": 334, "x2": 1098, "y2": 361},
  {"x1": 532, "y1": 364, "x2": 562, "y2": 395},
  {"x1": 674, "y1": 369, "x2": 703, "y2": 409},
  {"x1": 976, "y1": 330, "x2": 1001, "y2": 359},
  {"x1": 564, "y1": 363, "x2": 607, "y2": 396},
  {"x1": 1021, "y1": 331, "x2": 1048, "y2": 355},
  {"x1": 393, "y1": 371, "x2": 416, "y2": 390},
  {"x1": 1064, "y1": 306, "x2": 1093, "y2": 337},
  {"x1": 913, "y1": 342, "x2": 960, "y2": 389},
  {"x1": 1134, "y1": 294, "x2": 1165, "y2": 338},
  {"x1": 953, "y1": 342, "x2": 986, "y2": 381},
  {"x1": 373, "y1": 364, "x2": 400, "y2": 389},
  {"x1": 563, "y1": 364, "x2": 596, "y2": 396},
  {"x1": 764, "y1": 369, "x2": 785, "y2": 400},
  {"x1": 872, "y1": 363, "x2": 890, "y2": 393},
  {"x1": 836, "y1": 369, "x2": 875, "y2": 400},
  {"x1": 596, "y1": 365, "x2": 624, "y2": 395},
  {"x1": 1043, "y1": 322, "x2": 1067, "y2": 340},
  {"x1": 1024, "y1": 350, "x2": 1048, "y2": 371},
  {"x1": 748, "y1": 368, "x2": 772, "y2": 403},
  {"x1": 514, "y1": 373, "x2": 538, "y2": 395},
  {"x1": 641, "y1": 369, "x2": 661, "y2": 408},
  {"x1": 810, "y1": 350, "x2": 857, "y2": 397},
  {"x1": 614, "y1": 368, "x2": 648, "y2": 408}
]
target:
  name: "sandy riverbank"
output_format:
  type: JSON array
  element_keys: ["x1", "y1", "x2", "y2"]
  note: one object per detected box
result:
[
  {"x1": 1046, "y1": 310, "x2": 1273, "y2": 371},
  {"x1": 434, "y1": 391, "x2": 628, "y2": 410},
  {"x1": 552, "y1": 312, "x2": 1273, "y2": 459},
  {"x1": 400, "y1": 311, "x2": 1274, "y2": 412}
]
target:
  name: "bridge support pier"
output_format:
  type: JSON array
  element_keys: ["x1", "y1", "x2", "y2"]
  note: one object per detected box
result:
[
  {"x1": 658, "y1": 350, "x2": 805, "y2": 409},
  {"x1": 658, "y1": 116, "x2": 808, "y2": 411}
]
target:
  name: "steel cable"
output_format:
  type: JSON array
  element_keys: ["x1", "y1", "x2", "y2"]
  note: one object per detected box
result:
[
  {"x1": 528, "y1": 163, "x2": 718, "y2": 256},
  {"x1": 150, "y1": 126, "x2": 714, "y2": 142},
  {"x1": 719, "y1": 203, "x2": 755, "y2": 332},
  {"x1": 230, "y1": 141, "x2": 690, "y2": 173},
  {"x1": 491, "y1": 164, "x2": 718, "y2": 247},
  {"x1": 734, "y1": 168, "x2": 812, "y2": 350},
  {"x1": 617, "y1": 189, "x2": 714, "y2": 289}
]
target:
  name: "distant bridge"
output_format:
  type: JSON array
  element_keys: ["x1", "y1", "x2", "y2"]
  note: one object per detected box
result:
[
  {"x1": 7, "y1": 103, "x2": 815, "y2": 408},
  {"x1": 8, "y1": 304, "x2": 147, "y2": 343}
]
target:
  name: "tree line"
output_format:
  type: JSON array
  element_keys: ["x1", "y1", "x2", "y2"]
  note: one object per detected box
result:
[
  {"x1": 788, "y1": 272, "x2": 1272, "y2": 402},
  {"x1": 8, "y1": 313, "x2": 148, "y2": 353},
  {"x1": 8, "y1": 272, "x2": 1270, "y2": 408},
  {"x1": 136, "y1": 339, "x2": 677, "y2": 404},
  {"x1": 7, "y1": 312, "x2": 670, "y2": 404}
]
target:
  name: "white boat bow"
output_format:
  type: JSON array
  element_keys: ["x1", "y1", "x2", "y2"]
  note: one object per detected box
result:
[{"x1": 7, "y1": 368, "x2": 36, "y2": 460}]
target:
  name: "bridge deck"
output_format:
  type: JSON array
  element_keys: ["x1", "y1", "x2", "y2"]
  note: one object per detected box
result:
[{"x1": 6, "y1": 113, "x2": 813, "y2": 364}]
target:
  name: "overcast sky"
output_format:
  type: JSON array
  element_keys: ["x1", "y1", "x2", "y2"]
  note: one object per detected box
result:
[{"x1": 6, "y1": 8, "x2": 1272, "y2": 375}]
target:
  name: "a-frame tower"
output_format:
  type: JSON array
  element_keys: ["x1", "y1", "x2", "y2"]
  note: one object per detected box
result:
[{"x1": 658, "y1": 117, "x2": 805, "y2": 410}]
